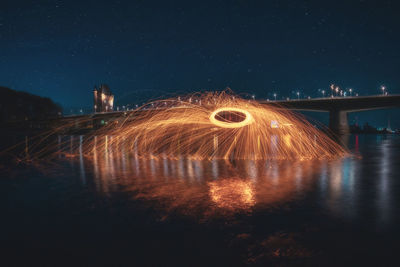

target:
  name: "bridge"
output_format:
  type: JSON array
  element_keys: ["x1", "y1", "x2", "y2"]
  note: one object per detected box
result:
[
  {"x1": 262, "y1": 95, "x2": 400, "y2": 134},
  {"x1": 60, "y1": 95, "x2": 400, "y2": 135}
]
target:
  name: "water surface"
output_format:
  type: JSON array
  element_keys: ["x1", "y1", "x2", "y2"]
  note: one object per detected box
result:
[{"x1": 1, "y1": 134, "x2": 399, "y2": 266}]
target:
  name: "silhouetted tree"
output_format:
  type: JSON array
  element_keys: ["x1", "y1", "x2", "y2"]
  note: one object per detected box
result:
[{"x1": 0, "y1": 86, "x2": 62, "y2": 122}]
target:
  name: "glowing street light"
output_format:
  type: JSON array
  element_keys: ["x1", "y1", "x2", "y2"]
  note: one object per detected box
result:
[
  {"x1": 252, "y1": 95, "x2": 255, "y2": 100},
  {"x1": 296, "y1": 91, "x2": 300, "y2": 99},
  {"x1": 381, "y1": 85, "x2": 386, "y2": 95},
  {"x1": 273, "y1": 93, "x2": 277, "y2": 101},
  {"x1": 330, "y1": 84, "x2": 334, "y2": 97},
  {"x1": 349, "y1": 88, "x2": 352, "y2": 96},
  {"x1": 322, "y1": 90, "x2": 325, "y2": 97}
]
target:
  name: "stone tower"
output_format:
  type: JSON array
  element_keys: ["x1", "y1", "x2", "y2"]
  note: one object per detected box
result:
[{"x1": 93, "y1": 84, "x2": 114, "y2": 113}]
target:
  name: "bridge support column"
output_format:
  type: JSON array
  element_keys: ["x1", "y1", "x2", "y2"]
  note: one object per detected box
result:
[{"x1": 329, "y1": 110, "x2": 349, "y2": 135}]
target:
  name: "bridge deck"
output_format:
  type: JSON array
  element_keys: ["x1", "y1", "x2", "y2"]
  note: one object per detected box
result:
[{"x1": 261, "y1": 94, "x2": 400, "y2": 112}]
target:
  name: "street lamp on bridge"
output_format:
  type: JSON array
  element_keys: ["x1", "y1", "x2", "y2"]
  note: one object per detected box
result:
[{"x1": 381, "y1": 85, "x2": 386, "y2": 95}]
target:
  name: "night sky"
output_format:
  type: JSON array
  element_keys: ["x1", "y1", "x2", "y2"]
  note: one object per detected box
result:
[{"x1": 1, "y1": 0, "x2": 399, "y2": 126}]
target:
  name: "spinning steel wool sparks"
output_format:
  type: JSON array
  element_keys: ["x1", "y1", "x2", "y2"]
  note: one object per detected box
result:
[
  {"x1": 209, "y1": 107, "x2": 254, "y2": 128},
  {"x1": 83, "y1": 91, "x2": 347, "y2": 160},
  {"x1": 5, "y1": 91, "x2": 348, "y2": 162}
]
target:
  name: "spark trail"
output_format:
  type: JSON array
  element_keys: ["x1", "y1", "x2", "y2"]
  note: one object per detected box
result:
[{"x1": 82, "y1": 91, "x2": 348, "y2": 160}]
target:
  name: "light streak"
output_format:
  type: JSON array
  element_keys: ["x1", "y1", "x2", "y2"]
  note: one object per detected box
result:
[
  {"x1": 82, "y1": 91, "x2": 348, "y2": 160},
  {"x1": 11, "y1": 91, "x2": 348, "y2": 161},
  {"x1": 209, "y1": 107, "x2": 254, "y2": 128}
]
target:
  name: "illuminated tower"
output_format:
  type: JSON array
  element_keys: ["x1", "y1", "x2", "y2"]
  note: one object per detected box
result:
[{"x1": 93, "y1": 84, "x2": 114, "y2": 113}]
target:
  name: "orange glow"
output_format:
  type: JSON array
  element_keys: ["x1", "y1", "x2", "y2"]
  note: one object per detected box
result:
[
  {"x1": 72, "y1": 146, "x2": 322, "y2": 218},
  {"x1": 209, "y1": 107, "x2": 254, "y2": 128},
  {"x1": 81, "y1": 91, "x2": 347, "y2": 160},
  {"x1": 10, "y1": 134, "x2": 339, "y2": 219},
  {"x1": 15, "y1": 91, "x2": 348, "y2": 162},
  {"x1": 209, "y1": 179, "x2": 255, "y2": 210}
]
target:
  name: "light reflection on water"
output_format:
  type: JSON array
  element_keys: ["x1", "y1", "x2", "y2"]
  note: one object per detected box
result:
[
  {"x1": 3, "y1": 134, "x2": 400, "y2": 265},
  {"x1": 62, "y1": 134, "x2": 399, "y2": 225},
  {"x1": 89, "y1": 147, "x2": 317, "y2": 216}
]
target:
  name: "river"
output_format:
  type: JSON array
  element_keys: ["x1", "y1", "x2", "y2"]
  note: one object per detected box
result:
[{"x1": 1, "y1": 134, "x2": 399, "y2": 266}]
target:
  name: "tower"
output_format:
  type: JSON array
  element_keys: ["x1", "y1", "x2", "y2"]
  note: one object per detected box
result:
[{"x1": 93, "y1": 84, "x2": 114, "y2": 113}]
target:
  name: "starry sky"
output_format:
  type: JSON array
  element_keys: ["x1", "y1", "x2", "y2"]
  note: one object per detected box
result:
[{"x1": 1, "y1": 0, "x2": 399, "y2": 126}]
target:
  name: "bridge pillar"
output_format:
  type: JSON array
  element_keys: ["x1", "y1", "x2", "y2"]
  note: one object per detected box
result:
[{"x1": 329, "y1": 110, "x2": 349, "y2": 135}]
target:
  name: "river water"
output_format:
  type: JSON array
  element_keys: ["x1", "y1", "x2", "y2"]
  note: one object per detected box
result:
[{"x1": 1, "y1": 134, "x2": 400, "y2": 266}]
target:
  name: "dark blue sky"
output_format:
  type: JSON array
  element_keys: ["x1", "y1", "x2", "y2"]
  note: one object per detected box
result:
[{"x1": 1, "y1": 0, "x2": 399, "y2": 126}]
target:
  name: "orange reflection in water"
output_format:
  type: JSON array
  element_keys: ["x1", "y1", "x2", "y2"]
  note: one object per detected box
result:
[
  {"x1": 70, "y1": 136, "x2": 326, "y2": 219},
  {"x1": 209, "y1": 179, "x2": 255, "y2": 211}
]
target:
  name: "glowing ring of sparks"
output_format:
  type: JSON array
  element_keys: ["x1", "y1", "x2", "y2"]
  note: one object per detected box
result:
[{"x1": 209, "y1": 107, "x2": 254, "y2": 128}]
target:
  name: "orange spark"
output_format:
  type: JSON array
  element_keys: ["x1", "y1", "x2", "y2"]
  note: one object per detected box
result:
[
  {"x1": 83, "y1": 91, "x2": 347, "y2": 160},
  {"x1": 12, "y1": 91, "x2": 348, "y2": 162}
]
